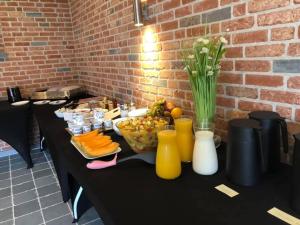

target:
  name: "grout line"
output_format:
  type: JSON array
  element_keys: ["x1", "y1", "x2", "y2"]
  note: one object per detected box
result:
[
  {"x1": 44, "y1": 212, "x2": 72, "y2": 224},
  {"x1": 8, "y1": 155, "x2": 15, "y2": 225},
  {"x1": 13, "y1": 208, "x2": 40, "y2": 219},
  {"x1": 30, "y1": 162, "x2": 47, "y2": 225}
]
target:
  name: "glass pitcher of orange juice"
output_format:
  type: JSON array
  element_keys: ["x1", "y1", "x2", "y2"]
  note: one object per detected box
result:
[
  {"x1": 174, "y1": 116, "x2": 194, "y2": 162},
  {"x1": 156, "y1": 126, "x2": 181, "y2": 180}
]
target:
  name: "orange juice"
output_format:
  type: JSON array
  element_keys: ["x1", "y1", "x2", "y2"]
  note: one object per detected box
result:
[
  {"x1": 175, "y1": 117, "x2": 194, "y2": 162},
  {"x1": 156, "y1": 129, "x2": 181, "y2": 180}
]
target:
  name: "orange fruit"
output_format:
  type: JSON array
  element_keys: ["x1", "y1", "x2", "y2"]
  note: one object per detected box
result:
[{"x1": 171, "y1": 107, "x2": 183, "y2": 119}]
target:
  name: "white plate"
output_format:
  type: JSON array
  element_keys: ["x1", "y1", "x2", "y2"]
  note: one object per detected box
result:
[
  {"x1": 128, "y1": 108, "x2": 148, "y2": 117},
  {"x1": 33, "y1": 100, "x2": 50, "y2": 105},
  {"x1": 11, "y1": 100, "x2": 29, "y2": 106},
  {"x1": 71, "y1": 140, "x2": 121, "y2": 159},
  {"x1": 112, "y1": 117, "x2": 129, "y2": 136},
  {"x1": 49, "y1": 100, "x2": 67, "y2": 105}
]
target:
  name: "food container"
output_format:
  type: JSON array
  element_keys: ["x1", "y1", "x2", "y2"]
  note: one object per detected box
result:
[
  {"x1": 117, "y1": 116, "x2": 169, "y2": 153},
  {"x1": 104, "y1": 119, "x2": 113, "y2": 129},
  {"x1": 92, "y1": 120, "x2": 103, "y2": 130},
  {"x1": 82, "y1": 123, "x2": 92, "y2": 133}
]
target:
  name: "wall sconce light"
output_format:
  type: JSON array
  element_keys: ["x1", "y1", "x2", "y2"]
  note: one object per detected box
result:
[{"x1": 133, "y1": 0, "x2": 148, "y2": 27}]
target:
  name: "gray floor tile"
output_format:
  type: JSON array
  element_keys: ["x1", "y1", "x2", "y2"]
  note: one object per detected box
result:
[
  {"x1": 33, "y1": 169, "x2": 53, "y2": 179},
  {"x1": 33, "y1": 157, "x2": 47, "y2": 164},
  {"x1": 32, "y1": 162, "x2": 50, "y2": 172},
  {"x1": 0, "y1": 166, "x2": 9, "y2": 174},
  {"x1": 0, "y1": 188, "x2": 11, "y2": 199},
  {"x1": 0, "y1": 156, "x2": 9, "y2": 162},
  {"x1": 37, "y1": 183, "x2": 59, "y2": 197},
  {"x1": 15, "y1": 210, "x2": 43, "y2": 225},
  {"x1": 10, "y1": 162, "x2": 27, "y2": 171},
  {"x1": 78, "y1": 208, "x2": 100, "y2": 225},
  {"x1": 0, "y1": 179, "x2": 10, "y2": 190},
  {"x1": 14, "y1": 199, "x2": 40, "y2": 217},
  {"x1": 31, "y1": 152, "x2": 44, "y2": 159},
  {"x1": 13, "y1": 189, "x2": 37, "y2": 206},
  {"x1": 0, "y1": 173, "x2": 9, "y2": 181},
  {"x1": 0, "y1": 220, "x2": 13, "y2": 225},
  {"x1": 0, "y1": 160, "x2": 8, "y2": 167},
  {"x1": 0, "y1": 207, "x2": 12, "y2": 223},
  {"x1": 13, "y1": 181, "x2": 34, "y2": 195},
  {"x1": 42, "y1": 202, "x2": 69, "y2": 222},
  {"x1": 35, "y1": 175, "x2": 56, "y2": 188},
  {"x1": 12, "y1": 174, "x2": 32, "y2": 186},
  {"x1": 0, "y1": 197, "x2": 12, "y2": 210},
  {"x1": 46, "y1": 214, "x2": 73, "y2": 225},
  {"x1": 11, "y1": 168, "x2": 31, "y2": 178},
  {"x1": 40, "y1": 191, "x2": 62, "y2": 209}
]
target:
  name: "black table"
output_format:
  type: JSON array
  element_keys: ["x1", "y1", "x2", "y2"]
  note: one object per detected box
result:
[
  {"x1": 33, "y1": 103, "x2": 300, "y2": 225},
  {"x1": 0, "y1": 101, "x2": 32, "y2": 168}
]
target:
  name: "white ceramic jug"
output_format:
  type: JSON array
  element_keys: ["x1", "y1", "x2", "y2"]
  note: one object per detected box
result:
[{"x1": 193, "y1": 131, "x2": 218, "y2": 175}]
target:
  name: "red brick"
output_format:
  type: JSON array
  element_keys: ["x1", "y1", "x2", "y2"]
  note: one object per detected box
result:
[
  {"x1": 216, "y1": 96, "x2": 235, "y2": 108},
  {"x1": 288, "y1": 43, "x2": 300, "y2": 56},
  {"x1": 287, "y1": 76, "x2": 300, "y2": 89},
  {"x1": 222, "y1": 17, "x2": 254, "y2": 32},
  {"x1": 233, "y1": 30, "x2": 268, "y2": 44},
  {"x1": 161, "y1": 21, "x2": 178, "y2": 32},
  {"x1": 225, "y1": 47, "x2": 243, "y2": 58},
  {"x1": 258, "y1": 8, "x2": 300, "y2": 26},
  {"x1": 238, "y1": 100, "x2": 273, "y2": 111},
  {"x1": 276, "y1": 106, "x2": 292, "y2": 119},
  {"x1": 163, "y1": 0, "x2": 181, "y2": 10},
  {"x1": 245, "y1": 75, "x2": 283, "y2": 87},
  {"x1": 271, "y1": 27, "x2": 295, "y2": 41},
  {"x1": 233, "y1": 3, "x2": 246, "y2": 17},
  {"x1": 245, "y1": 44, "x2": 285, "y2": 57},
  {"x1": 248, "y1": 0, "x2": 290, "y2": 13},
  {"x1": 235, "y1": 60, "x2": 271, "y2": 72},
  {"x1": 226, "y1": 86, "x2": 258, "y2": 99},
  {"x1": 193, "y1": 0, "x2": 218, "y2": 13},
  {"x1": 261, "y1": 90, "x2": 300, "y2": 105},
  {"x1": 218, "y1": 73, "x2": 243, "y2": 84},
  {"x1": 175, "y1": 5, "x2": 192, "y2": 18}
]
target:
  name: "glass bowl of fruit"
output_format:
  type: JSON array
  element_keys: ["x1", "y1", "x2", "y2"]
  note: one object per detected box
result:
[{"x1": 117, "y1": 116, "x2": 169, "y2": 153}]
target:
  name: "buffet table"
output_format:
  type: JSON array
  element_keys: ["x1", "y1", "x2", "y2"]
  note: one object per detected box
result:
[
  {"x1": 33, "y1": 102, "x2": 299, "y2": 225},
  {"x1": 0, "y1": 101, "x2": 32, "y2": 168}
]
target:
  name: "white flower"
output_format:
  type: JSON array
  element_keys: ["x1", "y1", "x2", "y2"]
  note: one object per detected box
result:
[
  {"x1": 192, "y1": 71, "x2": 197, "y2": 76},
  {"x1": 208, "y1": 56, "x2": 213, "y2": 60},
  {"x1": 201, "y1": 47, "x2": 209, "y2": 54},
  {"x1": 188, "y1": 54, "x2": 194, "y2": 59},
  {"x1": 184, "y1": 66, "x2": 189, "y2": 72},
  {"x1": 207, "y1": 71, "x2": 214, "y2": 76},
  {"x1": 197, "y1": 38, "x2": 204, "y2": 43},
  {"x1": 226, "y1": 28, "x2": 230, "y2": 32},
  {"x1": 206, "y1": 65, "x2": 212, "y2": 70},
  {"x1": 220, "y1": 37, "x2": 228, "y2": 44},
  {"x1": 216, "y1": 65, "x2": 221, "y2": 69},
  {"x1": 202, "y1": 39, "x2": 209, "y2": 45}
]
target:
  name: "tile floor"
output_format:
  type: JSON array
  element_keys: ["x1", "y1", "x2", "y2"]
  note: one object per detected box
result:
[{"x1": 0, "y1": 148, "x2": 104, "y2": 225}]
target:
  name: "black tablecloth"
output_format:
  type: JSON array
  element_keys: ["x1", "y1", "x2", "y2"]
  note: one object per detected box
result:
[
  {"x1": 34, "y1": 104, "x2": 299, "y2": 225},
  {"x1": 0, "y1": 101, "x2": 32, "y2": 168}
]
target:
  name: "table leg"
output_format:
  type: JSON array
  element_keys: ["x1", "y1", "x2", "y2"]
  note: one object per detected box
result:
[
  {"x1": 40, "y1": 136, "x2": 45, "y2": 151},
  {"x1": 73, "y1": 186, "x2": 83, "y2": 223}
]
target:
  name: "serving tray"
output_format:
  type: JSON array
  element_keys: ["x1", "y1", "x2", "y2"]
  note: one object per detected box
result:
[{"x1": 70, "y1": 139, "x2": 121, "y2": 159}]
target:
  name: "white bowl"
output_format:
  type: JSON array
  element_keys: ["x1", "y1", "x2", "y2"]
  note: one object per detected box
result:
[
  {"x1": 128, "y1": 108, "x2": 148, "y2": 117},
  {"x1": 112, "y1": 117, "x2": 129, "y2": 136},
  {"x1": 54, "y1": 110, "x2": 64, "y2": 118},
  {"x1": 11, "y1": 100, "x2": 29, "y2": 106}
]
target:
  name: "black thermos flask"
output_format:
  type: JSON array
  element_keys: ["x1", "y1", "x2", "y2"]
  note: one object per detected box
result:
[
  {"x1": 6, "y1": 87, "x2": 22, "y2": 103},
  {"x1": 291, "y1": 134, "x2": 300, "y2": 214}
]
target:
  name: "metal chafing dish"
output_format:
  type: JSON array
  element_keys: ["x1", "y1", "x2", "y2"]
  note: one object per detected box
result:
[{"x1": 31, "y1": 85, "x2": 84, "y2": 100}]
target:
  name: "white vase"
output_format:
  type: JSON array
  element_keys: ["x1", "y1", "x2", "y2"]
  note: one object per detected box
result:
[{"x1": 192, "y1": 130, "x2": 218, "y2": 175}]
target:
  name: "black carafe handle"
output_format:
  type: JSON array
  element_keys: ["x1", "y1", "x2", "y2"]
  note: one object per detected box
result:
[
  {"x1": 278, "y1": 117, "x2": 289, "y2": 154},
  {"x1": 255, "y1": 128, "x2": 265, "y2": 172}
]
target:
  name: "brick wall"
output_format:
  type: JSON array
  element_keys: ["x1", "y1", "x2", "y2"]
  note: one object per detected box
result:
[
  {"x1": 2, "y1": 0, "x2": 300, "y2": 154},
  {"x1": 70, "y1": 0, "x2": 300, "y2": 146},
  {"x1": 0, "y1": 0, "x2": 77, "y2": 151}
]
